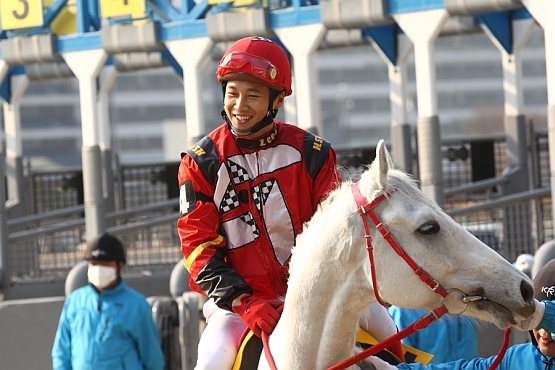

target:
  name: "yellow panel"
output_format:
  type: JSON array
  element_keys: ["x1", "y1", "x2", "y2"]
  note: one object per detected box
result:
[
  {"x1": 100, "y1": 0, "x2": 146, "y2": 18},
  {"x1": 50, "y1": 9, "x2": 76, "y2": 35},
  {"x1": 44, "y1": 0, "x2": 76, "y2": 35},
  {"x1": 1, "y1": 0, "x2": 44, "y2": 30}
]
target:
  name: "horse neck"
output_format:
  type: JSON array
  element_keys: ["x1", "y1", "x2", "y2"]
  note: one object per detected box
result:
[{"x1": 270, "y1": 204, "x2": 374, "y2": 368}]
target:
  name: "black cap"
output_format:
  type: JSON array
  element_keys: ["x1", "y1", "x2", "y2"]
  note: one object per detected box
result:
[
  {"x1": 533, "y1": 258, "x2": 555, "y2": 301},
  {"x1": 85, "y1": 233, "x2": 126, "y2": 263}
]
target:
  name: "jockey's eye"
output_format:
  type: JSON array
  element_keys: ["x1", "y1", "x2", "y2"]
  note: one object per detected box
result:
[{"x1": 418, "y1": 221, "x2": 440, "y2": 235}]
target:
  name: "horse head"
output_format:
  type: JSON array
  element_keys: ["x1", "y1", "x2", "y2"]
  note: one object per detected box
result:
[
  {"x1": 264, "y1": 139, "x2": 534, "y2": 369},
  {"x1": 357, "y1": 139, "x2": 535, "y2": 329}
]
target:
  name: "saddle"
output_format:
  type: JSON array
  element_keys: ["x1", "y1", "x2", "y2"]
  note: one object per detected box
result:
[{"x1": 231, "y1": 328, "x2": 434, "y2": 369}]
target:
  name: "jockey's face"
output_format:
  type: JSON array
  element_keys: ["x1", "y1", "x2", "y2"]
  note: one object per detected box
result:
[
  {"x1": 223, "y1": 80, "x2": 283, "y2": 138},
  {"x1": 533, "y1": 328, "x2": 555, "y2": 357}
]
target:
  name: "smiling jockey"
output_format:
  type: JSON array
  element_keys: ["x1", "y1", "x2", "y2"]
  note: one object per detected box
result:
[{"x1": 177, "y1": 36, "x2": 403, "y2": 369}]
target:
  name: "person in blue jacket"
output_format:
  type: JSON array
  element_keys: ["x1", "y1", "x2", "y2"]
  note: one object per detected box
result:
[
  {"x1": 51, "y1": 233, "x2": 165, "y2": 370},
  {"x1": 365, "y1": 258, "x2": 555, "y2": 370},
  {"x1": 388, "y1": 306, "x2": 478, "y2": 364}
]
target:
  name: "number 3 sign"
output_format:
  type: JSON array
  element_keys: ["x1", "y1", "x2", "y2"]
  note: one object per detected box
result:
[{"x1": 0, "y1": 0, "x2": 44, "y2": 30}]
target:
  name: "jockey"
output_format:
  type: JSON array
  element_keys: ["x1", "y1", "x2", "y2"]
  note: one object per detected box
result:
[
  {"x1": 365, "y1": 258, "x2": 555, "y2": 370},
  {"x1": 177, "y1": 36, "x2": 404, "y2": 369}
]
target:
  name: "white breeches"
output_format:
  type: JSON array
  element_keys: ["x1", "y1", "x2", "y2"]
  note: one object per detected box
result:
[
  {"x1": 195, "y1": 298, "x2": 247, "y2": 370},
  {"x1": 359, "y1": 302, "x2": 399, "y2": 341}
]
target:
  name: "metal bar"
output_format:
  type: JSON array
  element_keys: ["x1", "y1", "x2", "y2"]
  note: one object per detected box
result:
[
  {"x1": 106, "y1": 213, "x2": 178, "y2": 235},
  {"x1": 447, "y1": 187, "x2": 551, "y2": 217},
  {"x1": 184, "y1": 0, "x2": 210, "y2": 20},
  {"x1": 444, "y1": 174, "x2": 510, "y2": 197},
  {"x1": 7, "y1": 198, "x2": 178, "y2": 241},
  {"x1": 7, "y1": 205, "x2": 84, "y2": 228},
  {"x1": 8, "y1": 218, "x2": 86, "y2": 242},
  {"x1": 43, "y1": 0, "x2": 69, "y2": 26},
  {"x1": 148, "y1": 0, "x2": 181, "y2": 21},
  {"x1": 105, "y1": 198, "x2": 178, "y2": 220}
]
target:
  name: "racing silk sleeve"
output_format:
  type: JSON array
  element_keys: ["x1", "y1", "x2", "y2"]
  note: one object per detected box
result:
[{"x1": 177, "y1": 136, "x2": 252, "y2": 311}]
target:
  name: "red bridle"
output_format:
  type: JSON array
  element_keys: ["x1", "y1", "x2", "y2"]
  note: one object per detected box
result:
[
  {"x1": 351, "y1": 182, "x2": 449, "y2": 305},
  {"x1": 261, "y1": 181, "x2": 509, "y2": 370}
]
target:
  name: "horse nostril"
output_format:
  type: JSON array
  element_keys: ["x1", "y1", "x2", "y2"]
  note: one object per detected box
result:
[{"x1": 520, "y1": 279, "x2": 534, "y2": 305}]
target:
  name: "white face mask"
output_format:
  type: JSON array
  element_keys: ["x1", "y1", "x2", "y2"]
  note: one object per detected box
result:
[{"x1": 88, "y1": 265, "x2": 117, "y2": 289}]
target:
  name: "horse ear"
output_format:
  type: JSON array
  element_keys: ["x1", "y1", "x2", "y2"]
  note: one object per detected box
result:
[{"x1": 374, "y1": 140, "x2": 390, "y2": 190}]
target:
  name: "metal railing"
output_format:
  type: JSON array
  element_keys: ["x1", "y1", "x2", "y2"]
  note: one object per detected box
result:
[
  {"x1": 8, "y1": 198, "x2": 181, "y2": 281},
  {"x1": 5, "y1": 132, "x2": 553, "y2": 285}
]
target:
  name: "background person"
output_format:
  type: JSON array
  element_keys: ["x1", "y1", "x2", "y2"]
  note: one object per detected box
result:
[
  {"x1": 388, "y1": 306, "x2": 478, "y2": 364},
  {"x1": 51, "y1": 232, "x2": 165, "y2": 370},
  {"x1": 364, "y1": 258, "x2": 555, "y2": 370}
]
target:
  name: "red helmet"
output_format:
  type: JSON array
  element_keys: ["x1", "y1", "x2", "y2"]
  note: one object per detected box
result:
[{"x1": 216, "y1": 36, "x2": 293, "y2": 96}]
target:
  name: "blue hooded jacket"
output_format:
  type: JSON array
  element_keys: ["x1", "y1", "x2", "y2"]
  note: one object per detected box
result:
[
  {"x1": 395, "y1": 301, "x2": 555, "y2": 370},
  {"x1": 389, "y1": 306, "x2": 478, "y2": 364},
  {"x1": 52, "y1": 280, "x2": 165, "y2": 370}
]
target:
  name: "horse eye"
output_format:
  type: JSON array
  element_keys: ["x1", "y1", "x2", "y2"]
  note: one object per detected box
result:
[{"x1": 418, "y1": 221, "x2": 440, "y2": 235}]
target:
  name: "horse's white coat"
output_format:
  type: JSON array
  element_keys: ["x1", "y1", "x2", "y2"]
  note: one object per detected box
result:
[{"x1": 258, "y1": 140, "x2": 535, "y2": 369}]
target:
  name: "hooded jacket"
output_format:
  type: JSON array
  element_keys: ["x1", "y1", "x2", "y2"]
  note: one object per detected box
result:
[
  {"x1": 395, "y1": 301, "x2": 555, "y2": 370},
  {"x1": 52, "y1": 280, "x2": 165, "y2": 370},
  {"x1": 396, "y1": 344, "x2": 553, "y2": 370}
]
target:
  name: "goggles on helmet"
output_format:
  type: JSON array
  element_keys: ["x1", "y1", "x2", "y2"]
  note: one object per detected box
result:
[{"x1": 218, "y1": 51, "x2": 284, "y2": 85}]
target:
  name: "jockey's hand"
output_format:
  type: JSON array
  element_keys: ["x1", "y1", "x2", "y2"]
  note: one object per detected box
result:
[{"x1": 232, "y1": 294, "x2": 283, "y2": 337}]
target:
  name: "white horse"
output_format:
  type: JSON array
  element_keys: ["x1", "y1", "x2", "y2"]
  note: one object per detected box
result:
[{"x1": 258, "y1": 140, "x2": 535, "y2": 369}]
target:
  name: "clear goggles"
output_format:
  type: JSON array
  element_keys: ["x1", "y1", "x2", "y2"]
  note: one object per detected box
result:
[{"x1": 219, "y1": 51, "x2": 282, "y2": 83}]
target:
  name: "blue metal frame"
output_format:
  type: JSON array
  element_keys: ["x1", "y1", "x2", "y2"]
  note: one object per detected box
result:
[
  {"x1": 387, "y1": 0, "x2": 444, "y2": 14},
  {"x1": 161, "y1": 49, "x2": 183, "y2": 78},
  {"x1": 363, "y1": 24, "x2": 398, "y2": 65},
  {"x1": 0, "y1": 73, "x2": 9, "y2": 103},
  {"x1": 475, "y1": 9, "x2": 532, "y2": 55},
  {"x1": 0, "y1": 0, "x2": 531, "y2": 68},
  {"x1": 0, "y1": 66, "x2": 25, "y2": 104}
]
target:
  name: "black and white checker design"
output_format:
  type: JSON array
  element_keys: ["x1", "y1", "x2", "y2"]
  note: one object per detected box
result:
[
  {"x1": 252, "y1": 180, "x2": 275, "y2": 213},
  {"x1": 240, "y1": 212, "x2": 259, "y2": 236},
  {"x1": 228, "y1": 159, "x2": 250, "y2": 184},
  {"x1": 219, "y1": 182, "x2": 240, "y2": 213}
]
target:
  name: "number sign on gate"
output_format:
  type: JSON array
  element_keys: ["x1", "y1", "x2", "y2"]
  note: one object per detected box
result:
[
  {"x1": 0, "y1": 0, "x2": 44, "y2": 30},
  {"x1": 100, "y1": 0, "x2": 145, "y2": 18}
]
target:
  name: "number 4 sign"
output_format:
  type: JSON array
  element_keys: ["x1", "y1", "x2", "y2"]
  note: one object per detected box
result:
[
  {"x1": 0, "y1": 0, "x2": 44, "y2": 30},
  {"x1": 100, "y1": 0, "x2": 145, "y2": 18}
]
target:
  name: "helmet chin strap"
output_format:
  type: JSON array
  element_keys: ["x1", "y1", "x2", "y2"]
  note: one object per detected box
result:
[
  {"x1": 222, "y1": 110, "x2": 276, "y2": 136},
  {"x1": 221, "y1": 82, "x2": 280, "y2": 136}
]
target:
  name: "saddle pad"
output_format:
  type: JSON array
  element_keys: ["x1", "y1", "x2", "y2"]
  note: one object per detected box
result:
[
  {"x1": 356, "y1": 329, "x2": 434, "y2": 365},
  {"x1": 231, "y1": 329, "x2": 434, "y2": 369}
]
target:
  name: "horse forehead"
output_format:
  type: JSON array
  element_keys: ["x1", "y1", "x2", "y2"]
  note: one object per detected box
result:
[{"x1": 381, "y1": 190, "x2": 439, "y2": 219}]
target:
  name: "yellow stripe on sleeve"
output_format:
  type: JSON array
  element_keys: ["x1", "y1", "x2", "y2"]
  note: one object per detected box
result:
[{"x1": 184, "y1": 235, "x2": 225, "y2": 271}]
